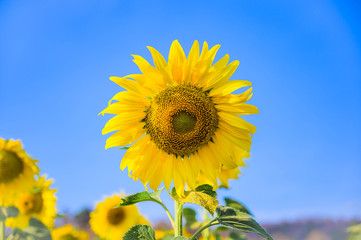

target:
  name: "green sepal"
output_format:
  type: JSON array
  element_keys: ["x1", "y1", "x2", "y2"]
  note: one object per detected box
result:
[
  {"x1": 224, "y1": 198, "x2": 253, "y2": 216},
  {"x1": 0, "y1": 206, "x2": 19, "y2": 221},
  {"x1": 171, "y1": 184, "x2": 218, "y2": 215},
  {"x1": 8, "y1": 218, "x2": 52, "y2": 240},
  {"x1": 123, "y1": 225, "x2": 156, "y2": 240},
  {"x1": 216, "y1": 206, "x2": 273, "y2": 240},
  {"x1": 119, "y1": 147, "x2": 130, "y2": 150},
  {"x1": 115, "y1": 187, "x2": 164, "y2": 208}
]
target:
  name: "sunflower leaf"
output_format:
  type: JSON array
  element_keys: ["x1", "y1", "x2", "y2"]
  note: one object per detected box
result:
[
  {"x1": 224, "y1": 198, "x2": 253, "y2": 216},
  {"x1": 0, "y1": 206, "x2": 19, "y2": 221},
  {"x1": 228, "y1": 231, "x2": 248, "y2": 240},
  {"x1": 123, "y1": 224, "x2": 156, "y2": 240},
  {"x1": 171, "y1": 237, "x2": 188, "y2": 240},
  {"x1": 115, "y1": 187, "x2": 165, "y2": 208},
  {"x1": 183, "y1": 207, "x2": 198, "y2": 228},
  {"x1": 171, "y1": 184, "x2": 218, "y2": 215},
  {"x1": 216, "y1": 206, "x2": 273, "y2": 240},
  {"x1": 8, "y1": 218, "x2": 52, "y2": 240}
]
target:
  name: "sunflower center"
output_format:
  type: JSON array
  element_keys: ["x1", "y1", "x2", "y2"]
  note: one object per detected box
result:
[
  {"x1": 20, "y1": 192, "x2": 43, "y2": 215},
  {"x1": 172, "y1": 111, "x2": 197, "y2": 133},
  {"x1": 145, "y1": 84, "x2": 219, "y2": 156},
  {"x1": 59, "y1": 234, "x2": 78, "y2": 240},
  {"x1": 0, "y1": 150, "x2": 24, "y2": 183},
  {"x1": 107, "y1": 208, "x2": 125, "y2": 225}
]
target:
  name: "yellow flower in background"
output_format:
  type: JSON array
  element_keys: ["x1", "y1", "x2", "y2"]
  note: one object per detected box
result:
[
  {"x1": 52, "y1": 224, "x2": 89, "y2": 240},
  {"x1": 90, "y1": 194, "x2": 149, "y2": 240},
  {"x1": 100, "y1": 40, "x2": 258, "y2": 195},
  {"x1": 0, "y1": 138, "x2": 39, "y2": 206},
  {"x1": 5, "y1": 175, "x2": 57, "y2": 229}
]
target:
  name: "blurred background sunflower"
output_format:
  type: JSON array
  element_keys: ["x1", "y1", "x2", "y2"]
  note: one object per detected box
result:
[
  {"x1": 5, "y1": 175, "x2": 57, "y2": 229},
  {"x1": 89, "y1": 194, "x2": 148, "y2": 240},
  {"x1": 52, "y1": 224, "x2": 89, "y2": 240},
  {"x1": 0, "y1": 138, "x2": 39, "y2": 206}
]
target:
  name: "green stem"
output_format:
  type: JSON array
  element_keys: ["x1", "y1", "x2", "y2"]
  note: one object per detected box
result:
[
  {"x1": 0, "y1": 218, "x2": 4, "y2": 240},
  {"x1": 174, "y1": 201, "x2": 183, "y2": 237},
  {"x1": 189, "y1": 219, "x2": 218, "y2": 240},
  {"x1": 156, "y1": 201, "x2": 175, "y2": 229}
]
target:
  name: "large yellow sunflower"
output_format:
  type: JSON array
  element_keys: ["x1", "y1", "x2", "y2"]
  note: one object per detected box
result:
[
  {"x1": 0, "y1": 138, "x2": 39, "y2": 206},
  {"x1": 51, "y1": 224, "x2": 89, "y2": 240},
  {"x1": 90, "y1": 194, "x2": 149, "y2": 240},
  {"x1": 100, "y1": 40, "x2": 258, "y2": 195},
  {"x1": 5, "y1": 175, "x2": 57, "y2": 229}
]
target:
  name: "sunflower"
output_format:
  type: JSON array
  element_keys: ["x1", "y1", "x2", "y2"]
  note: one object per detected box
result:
[
  {"x1": 5, "y1": 175, "x2": 57, "y2": 229},
  {"x1": 100, "y1": 40, "x2": 258, "y2": 195},
  {"x1": 0, "y1": 138, "x2": 39, "y2": 206},
  {"x1": 90, "y1": 194, "x2": 149, "y2": 240},
  {"x1": 52, "y1": 224, "x2": 89, "y2": 240}
]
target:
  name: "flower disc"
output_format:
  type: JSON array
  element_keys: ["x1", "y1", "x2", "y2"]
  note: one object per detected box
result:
[
  {"x1": 0, "y1": 150, "x2": 24, "y2": 183},
  {"x1": 145, "y1": 84, "x2": 218, "y2": 156}
]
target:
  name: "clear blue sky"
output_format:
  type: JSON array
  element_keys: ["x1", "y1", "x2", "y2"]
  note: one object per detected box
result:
[{"x1": 1, "y1": 0, "x2": 360, "y2": 223}]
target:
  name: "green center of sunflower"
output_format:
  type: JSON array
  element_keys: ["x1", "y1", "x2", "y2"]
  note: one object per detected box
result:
[
  {"x1": 145, "y1": 84, "x2": 219, "y2": 157},
  {"x1": 0, "y1": 150, "x2": 24, "y2": 183},
  {"x1": 22, "y1": 192, "x2": 44, "y2": 215},
  {"x1": 172, "y1": 111, "x2": 197, "y2": 133},
  {"x1": 59, "y1": 234, "x2": 78, "y2": 240},
  {"x1": 107, "y1": 208, "x2": 125, "y2": 225}
]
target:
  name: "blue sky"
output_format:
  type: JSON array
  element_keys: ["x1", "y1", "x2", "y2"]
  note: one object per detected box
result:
[{"x1": 1, "y1": 0, "x2": 360, "y2": 223}]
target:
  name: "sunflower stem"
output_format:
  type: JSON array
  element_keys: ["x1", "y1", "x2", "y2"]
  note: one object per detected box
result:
[
  {"x1": 189, "y1": 219, "x2": 218, "y2": 240},
  {"x1": 0, "y1": 218, "x2": 4, "y2": 240},
  {"x1": 174, "y1": 200, "x2": 183, "y2": 237},
  {"x1": 157, "y1": 201, "x2": 175, "y2": 229}
]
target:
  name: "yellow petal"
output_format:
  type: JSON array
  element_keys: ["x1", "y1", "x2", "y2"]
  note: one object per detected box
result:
[
  {"x1": 132, "y1": 54, "x2": 157, "y2": 74},
  {"x1": 120, "y1": 135, "x2": 149, "y2": 171},
  {"x1": 105, "y1": 128, "x2": 145, "y2": 149},
  {"x1": 216, "y1": 103, "x2": 259, "y2": 115},
  {"x1": 163, "y1": 154, "x2": 174, "y2": 191},
  {"x1": 147, "y1": 46, "x2": 167, "y2": 70},
  {"x1": 148, "y1": 151, "x2": 167, "y2": 190},
  {"x1": 212, "y1": 87, "x2": 253, "y2": 105},
  {"x1": 110, "y1": 76, "x2": 153, "y2": 96},
  {"x1": 210, "y1": 80, "x2": 252, "y2": 96},
  {"x1": 107, "y1": 91, "x2": 148, "y2": 106},
  {"x1": 102, "y1": 112, "x2": 145, "y2": 134},
  {"x1": 218, "y1": 112, "x2": 257, "y2": 134}
]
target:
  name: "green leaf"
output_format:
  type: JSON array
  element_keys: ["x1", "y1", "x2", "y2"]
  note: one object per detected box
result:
[
  {"x1": 183, "y1": 208, "x2": 197, "y2": 228},
  {"x1": 55, "y1": 213, "x2": 66, "y2": 218},
  {"x1": 195, "y1": 184, "x2": 217, "y2": 198},
  {"x1": 160, "y1": 235, "x2": 174, "y2": 240},
  {"x1": 224, "y1": 198, "x2": 253, "y2": 216},
  {"x1": 115, "y1": 187, "x2": 164, "y2": 208},
  {"x1": 228, "y1": 231, "x2": 248, "y2": 240},
  {"x1": 8, "y1": 218, "x2": 52, "y2": 240},
  {"x1": 172, "y1": 184, "x2": 218, "y2": 215},
  {"x1": 216, "y1": 206, "x2": 273, "y2": 240},
  {"x1": 0, "y1": 206, "x2": 19, "y2": 221},
  {"x1": 214, "y1": 226, "x2": 229, "y2": 232},
  {"x1": 171, "y1": 237, "x2": 188, "y2": 240},
  {"x1": 123, "y1": 225, "x2": 156, "y2": 240}
]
